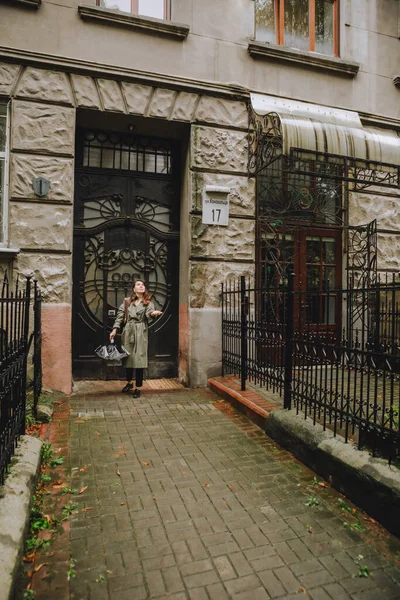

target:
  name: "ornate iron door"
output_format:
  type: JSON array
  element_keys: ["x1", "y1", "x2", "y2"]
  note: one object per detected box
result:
[{"x1": 72, "y1": 133, "x2": 180, "y2": 380}]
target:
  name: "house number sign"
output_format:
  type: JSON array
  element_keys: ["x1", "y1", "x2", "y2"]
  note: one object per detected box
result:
[{"x1": 202, "y1": 186, "x2": 230, "y2": 226}]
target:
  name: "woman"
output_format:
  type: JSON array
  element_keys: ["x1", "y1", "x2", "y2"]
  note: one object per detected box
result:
[{"x1": 110, "y1": 280, "x2": 162, "y2": 397}]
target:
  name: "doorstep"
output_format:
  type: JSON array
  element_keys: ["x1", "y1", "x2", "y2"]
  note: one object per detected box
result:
[{"x1": 207, "y1": 375, "x2": 280, "y2": 428}]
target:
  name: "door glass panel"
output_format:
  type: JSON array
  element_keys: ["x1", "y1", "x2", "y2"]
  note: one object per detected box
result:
[
  {"x1": 316, "y1": 0, "x2": 334, "y2": 56},
  {"x1": 255, "y1": 0, "x2": 277, "y2": 43},
  {"x1": 284, "y1": 0, "x2": 309, "y2": 51},
  {"x1": 322, "y1": 295, "x2": 335, "y2": 324},
  {"x1": 306, "y1": 237, "x2": 320, "y2": 264},
  {"x1": 322, "y1": 238, "x2": 336, "y2": 263},
  {"x1": 323, "y1": 266, "x2": 336, "y2": 290}
]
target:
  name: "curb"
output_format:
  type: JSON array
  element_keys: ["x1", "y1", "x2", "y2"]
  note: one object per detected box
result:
[
  {"x1": 0, "y1": 435, "x2": 42, "y2": 600},
  {"x1": 208, "y1": 377, "x2": 400, "y2": 539}
]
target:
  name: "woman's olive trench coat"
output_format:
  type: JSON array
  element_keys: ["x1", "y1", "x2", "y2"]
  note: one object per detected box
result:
[{"x1": 112, "y1": 299, "x2": 155, "y2": 369}]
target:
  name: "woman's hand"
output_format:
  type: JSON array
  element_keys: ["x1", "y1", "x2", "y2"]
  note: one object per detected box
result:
[
  {"x1": 109, "y1": 328, "x2": 117, "y2": 342},
  {"x1": 151, "y1": 311, "x2": 163, "y2": 318}
]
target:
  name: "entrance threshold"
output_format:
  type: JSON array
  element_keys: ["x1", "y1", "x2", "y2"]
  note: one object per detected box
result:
[{"x1": 71, "y1": 378, "x2": 185, "y2": 396}]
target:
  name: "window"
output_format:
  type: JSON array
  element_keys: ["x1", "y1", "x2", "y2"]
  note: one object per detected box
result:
[
  {"x1": 81, "y1": 131, "x2": 173, "y2": 175},
  {"x1": 98, "y1": 0, "x2": 170, "y2": 19},
  {"x1": 0, "y1": 104, "x2": 9, "y2": 245},
  {"x1": 255, "y1": 0, "x2": 338, "y2": 56}
]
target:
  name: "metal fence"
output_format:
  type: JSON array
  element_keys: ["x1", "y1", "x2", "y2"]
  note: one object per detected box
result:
[
  {"x1": 0, "y1": 275, "x2": 42, "y2": 485},
  {"x1": 222, "y1": 275, "x2": 400, "y2": 463}
]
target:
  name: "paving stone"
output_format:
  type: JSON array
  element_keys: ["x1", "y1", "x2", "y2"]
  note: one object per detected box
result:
[{"x1": 27, "y1": 390, "x2": 400, "y2": 600}]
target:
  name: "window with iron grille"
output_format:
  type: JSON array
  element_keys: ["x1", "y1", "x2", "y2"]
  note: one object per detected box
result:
[
  {"x1": 81, "y1": 131, "x2": 173, "y2": 175},
  {"x1": 255, "y1": 0, "x2": 339, "y2": 57},
  {"x1": 97, "y1": 0, "x2": 170, "y2": 19},
  {"x1": 0, "y1": 104, "x2": 9, "y2": 244}
]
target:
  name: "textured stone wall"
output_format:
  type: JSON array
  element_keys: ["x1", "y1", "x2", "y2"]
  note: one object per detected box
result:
[
  {"x1": 349, "y1": 189, "x2": 400, "y2": 272},
  {"x1": 9, "y1": 96, "x2": 75, "y2": 304},
  {"x1": 1, "y1": 61, "x2": 253, "y2": 389}
]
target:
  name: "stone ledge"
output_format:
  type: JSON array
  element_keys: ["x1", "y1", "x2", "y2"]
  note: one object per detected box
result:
[
  {"x1": 265, "y1": 410, "x2": 400, "y2": 539},
  {"x1": 78, "y1": 5, "x2": 190, "y2": 40},
  {"x1": 0, "y1": 435, "x2": 42, "y2": 600},
  {"x1": 248, "y1": 40, "x2": 360, "y2": 78},
  {"x1": 209, "y1": 376, "x2": 400, "y2": 538},
  {"x1": 0, "y1": 246, "x2": 20, "y2": 259},
  {"x1": 1, "y1": 0, "x2": 40, "y2": 8}
]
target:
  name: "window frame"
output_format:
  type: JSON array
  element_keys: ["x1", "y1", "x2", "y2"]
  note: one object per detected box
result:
[
  {"x1": 98, "y1": 0, "x2": 170, "y2": 20},
  {"x1": 0, "y1": 103, "x2": 10, "y2": 247},
  {"x1": 257, "y1": 0, "x2": 340, "y2": 57}
]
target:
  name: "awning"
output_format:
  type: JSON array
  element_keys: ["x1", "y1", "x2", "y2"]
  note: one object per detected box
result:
[{"x1": 250, "y1": 93, "x2": 400, "y2": 166}]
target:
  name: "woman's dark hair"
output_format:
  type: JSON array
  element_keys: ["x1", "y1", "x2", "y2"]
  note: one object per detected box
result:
[{"x1": 129, "y1": 280, "x2": 151, "y2": 306}]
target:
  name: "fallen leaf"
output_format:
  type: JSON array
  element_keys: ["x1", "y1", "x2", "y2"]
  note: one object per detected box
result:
[
  {"x1": 79, "y1": 466, "x2": 87, "y2": 473},
  {"x1": 82, "y1": 507, "x2": 93, "y2": 513},
  {"x1": 120, "y1": 503, "x2": 125, "y2": 506},
  {"x1": 106, "y1": 570, "x2": 112, "y2": 574},
  {"x1": 33, "y1": 563, "x2": 47, "y2": 574},
  {"x1": 116, "y1": 468, "x2": 121, "y2": 477},
  {"x1": 204, "y1": 483, "x2": 210, "y2": 487},
  {"x1": 228, "y1": 484, "x2": 234, "y2": 489},
  {"x1": 79, "y1": 486, "x2": 88, "y2": 495},
  {"x1": 141, "y1": 461, "x2": 149, "y2": 466},
  {"x1": 23, "y1": 552, "x2": 36, "y2": 563},
  {"x1": 96, "y1": 431, "x2": 100, "y2": 436},
  {"x1": 298, "y1": 586, "x2": 307, "y2": 594},
  {"x1": 297, "y1": 484, "x2": 302, "y2": 487},
  {"x1": 319, "y1": 482, "x2": 328, "y2": 488}
]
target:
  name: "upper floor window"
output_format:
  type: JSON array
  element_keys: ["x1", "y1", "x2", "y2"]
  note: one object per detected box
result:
[
  {"x1": 255, "y1": 0, "x2": 339, "y2": 57},
  {"x1": 98, "y1": 0, "x2": 170, "y2": 19},
  {"x1": 0, "y1": 104, "x2": 9, "y2": 244}
]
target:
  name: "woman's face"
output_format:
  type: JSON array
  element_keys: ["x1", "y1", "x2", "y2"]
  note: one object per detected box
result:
[{"x1": 134, "y1": 280, "x2": 146, "y2": 295}]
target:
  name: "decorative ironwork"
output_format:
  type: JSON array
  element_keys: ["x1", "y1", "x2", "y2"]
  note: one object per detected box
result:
[
  {"x1": 248, "y1": 108, "x2": 283, "y2": 176},
  {"x1": 0, "y1": 275, "x2": 30, "y2": 484},
  {"x1": 73, "y1": 133, "x2": 180, "y2": 379},
  {"x1": 222, "y1": 275, "x2": 400, "y2": 463},
  {"x1": 81, "y1": 130, "x2": 173, "y2": 175}
]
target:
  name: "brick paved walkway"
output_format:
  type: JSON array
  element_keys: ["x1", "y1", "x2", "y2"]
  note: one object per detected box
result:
[{"x1": 25, "y1": 388, "x2": 400, "y2": 600}]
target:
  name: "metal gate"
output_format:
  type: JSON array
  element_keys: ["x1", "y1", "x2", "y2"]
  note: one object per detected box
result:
[{"x1": 72, "y1": 130, "x2": 180, "y2": 379}]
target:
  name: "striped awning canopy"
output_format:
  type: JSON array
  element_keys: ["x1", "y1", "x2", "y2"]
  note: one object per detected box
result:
[{"x1": 250, "y1": 93, "x2": 400, "y2": 167}]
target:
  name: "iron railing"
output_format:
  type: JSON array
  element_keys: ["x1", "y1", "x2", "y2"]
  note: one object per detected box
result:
[
  {"x1": 0, "y1": 275, "x2": 42, "y2": 485},
  {"x1": 222, "y1": 275, "x2": 400, "y2": 463}
]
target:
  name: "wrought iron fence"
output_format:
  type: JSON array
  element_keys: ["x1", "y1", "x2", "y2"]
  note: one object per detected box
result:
[
  {"x1": 0, "y1": 275, "x2": 42, "y2": 485},
  {"x1": 222, "y1": 274, "x2": 400, "y2": 463}
]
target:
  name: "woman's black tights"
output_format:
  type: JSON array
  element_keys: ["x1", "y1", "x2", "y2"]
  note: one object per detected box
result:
[{"x1": 126, "y1": 368, "x2": 143, "y2": 387}]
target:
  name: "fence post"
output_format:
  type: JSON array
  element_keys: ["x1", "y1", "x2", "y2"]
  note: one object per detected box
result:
[
  {"x1": 33, "y1": 280, "x2": 42, "y2": 419},
  {"x1": 20, "y1": 276, "x2": 32, "y2": 435},
  {"x1": 240, "y1": 276, "x2": 248, "y2": 392},
  {"x1": 284, "y1": 272, "x2": 294, "y2": 410}
]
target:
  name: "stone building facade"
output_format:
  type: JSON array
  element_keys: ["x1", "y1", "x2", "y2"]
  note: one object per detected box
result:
[{"x1": 0, "y1": 0, "x2": 399, "y2": 393}]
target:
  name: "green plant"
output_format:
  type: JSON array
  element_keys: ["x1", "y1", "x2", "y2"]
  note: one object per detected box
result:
[
  {"x1": 49, "y1": 457, "x2": 64, "y2": 468},
  {"x1": 30, "y1": 517, "x2": 51, "y2": 533},
  {"x1": 338, "y1": 498, "x2": 352, "y2": 513},
  {"x1": 96, "y1": 574, "x2": 106, "y2": 583},
  {"x1": 344, "y1": 521, "x2": 364, "y2": 532},
  {"x1": 40, "y1": 474, "x2": 52, "y2": 484},
  {"x1": 312, "y1": 476, "x2": 319, "y2": 486},
  {"x1": 23, "y1": 590, "x2": 36, "y2": 599},
  {"x1": 25, "y1": 537, "x2": 51, "y2": 552},
  {"x1": 62, "y1": 502, "x2": 78, "y2": 517},
  {"x1": 354, "y1": 555, "x2": 372, "y2": 578},
  {"x1": 41, "y1": 443, "x2": 54, "y2": 463},
  {"x1": 67, "y1": 557, "x2": 77, "y2": 581},
  {"x1": 305, "y1": 496, "x2": 319, "y2": 507},
  {"x1": 61, "y1": 487, "x2": 78, "y2": 496},
  {"x1": 26, "y1": 413, "x2": 37, "y2": 427}
]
